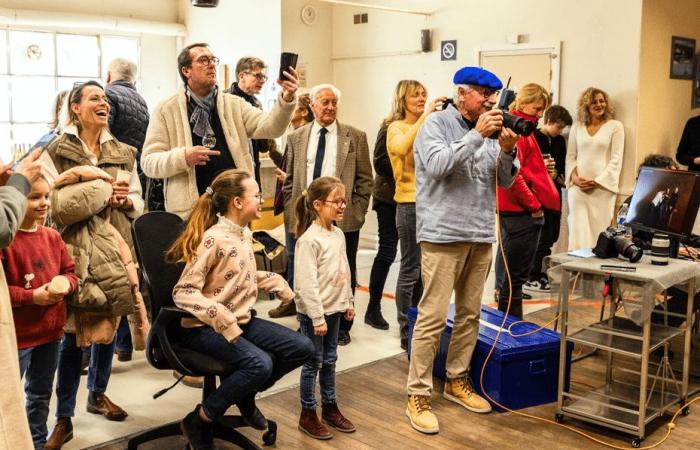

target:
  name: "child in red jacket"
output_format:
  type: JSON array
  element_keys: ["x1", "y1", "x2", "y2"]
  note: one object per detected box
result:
[{"x1": 1, "y1": 175, "x2": 77, "y2": 450}]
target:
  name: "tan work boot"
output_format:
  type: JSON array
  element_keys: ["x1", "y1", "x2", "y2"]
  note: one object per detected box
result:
[
  {"x1": 443, "y1": 377, "x2": 492, "y2": 413},
  {"x1": 268, "y1": 301, "x2": 296, "y2": 318},
  {"x1": 405, "y1": 394, "x2": 439, "y2": 434}
]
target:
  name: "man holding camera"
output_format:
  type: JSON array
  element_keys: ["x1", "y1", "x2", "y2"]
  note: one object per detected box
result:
[{"x1": 405, "y1": 67, "x2": 519, "y2": 434}]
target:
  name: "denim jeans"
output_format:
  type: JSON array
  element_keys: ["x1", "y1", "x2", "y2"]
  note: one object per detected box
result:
[
  {"x1": 495, "y1": 214, "x2": 543, "y2": 318},
  {"x1": 115, "y1": 316, "x2": 132, "y2": 352},
  {"x1": 55, "y1": 333, "x2": 117, "y2": 418},
  {"x1": 180, "y1": 317, "x2": 313, "y2": 420},
  {"x1": 298, "y1": 313, "x2": 341, "y2": 409},
  {"x1": 395, "y1": 203, "x2": 423, "y2": 339},
  {"x1": 18, "y1": 340, "x2": 60, "y2": 450},
  {"x1": 368, "y1": 201, "x2": 398, "y2": 305}
]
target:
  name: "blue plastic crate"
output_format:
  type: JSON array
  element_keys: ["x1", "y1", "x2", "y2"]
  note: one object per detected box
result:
[{"x1": 407, "y1": 304, "x2": 572, "y2": 411}]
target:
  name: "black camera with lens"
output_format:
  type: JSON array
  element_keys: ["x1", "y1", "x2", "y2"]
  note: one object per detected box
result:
[
  {"x1": 592, "y1": 227, "x2": 643, "y2": 263},
  {"x1": 490, "y1": 88, "x2": 536, "y2": 138}
]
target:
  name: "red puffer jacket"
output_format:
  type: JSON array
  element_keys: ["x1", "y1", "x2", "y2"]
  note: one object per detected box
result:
[{"x1": 497, "y1": 110, "x2": 560, "y2": 213}]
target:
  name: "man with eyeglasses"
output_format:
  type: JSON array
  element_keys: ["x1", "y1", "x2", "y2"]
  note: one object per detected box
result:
[
  {"x1": 405, "y1": 67, "x2": 520, "y2": 434},
  {"x1": 283, "y1": 83, "x2": 373, "y2": 346},
  {"x1": 227, "y1": 56, "x2": 281, "y2": 185},
  {"x1": 142, "y1": 43, "x2": 298, "y2": 219}
]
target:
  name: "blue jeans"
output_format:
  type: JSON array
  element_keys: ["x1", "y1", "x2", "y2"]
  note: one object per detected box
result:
[
  {"x1": 115, "y1": 316, "x2": 132, "y2": 352},
  {"x1": 180, "y1": 317, "x2": 313, "y2": 420},
  {"x1": 297, "y1": 313, "x2": 341, "y2": 410},
  {"x1": 55, "y1": 333, "x2": 117, "y2": 418},
  {"x1": 18, "y1": 340, "x2": 60, "y2": 450}
]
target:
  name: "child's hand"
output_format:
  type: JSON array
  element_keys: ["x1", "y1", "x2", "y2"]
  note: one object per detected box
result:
[
  {"x1": 344, "y1": 308, "x2": 355, "y2": 321},
  {"x1": 314, "y1": 322, "x2": 327, "y2": 336},
  {"x1": 33, "y1": 283, "x2": 64, "y2": 305}
]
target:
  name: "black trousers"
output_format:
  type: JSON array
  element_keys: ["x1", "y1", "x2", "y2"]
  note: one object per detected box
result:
[
  {"x1": 340, "y1": 230, "x2": 360, "y2": 333},
  {"x1": 368, "y1": 201, "x2": 399, "y2": 304},
  {"x1": 528, "y1": 210, "x2": 561, "y2": 281}
]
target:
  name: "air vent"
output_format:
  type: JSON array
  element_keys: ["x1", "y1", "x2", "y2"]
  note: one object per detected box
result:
[{"x1": 353, "y1": 13, "x2": 368, "y2": 24}]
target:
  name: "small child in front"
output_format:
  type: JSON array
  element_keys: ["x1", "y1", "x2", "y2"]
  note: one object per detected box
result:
[
  {"x1": 294, "y1": 176, "x2": 356, "y2": 440},
  {"x1": 2, "y1": 175, "x2": 77, "y2": 450}
]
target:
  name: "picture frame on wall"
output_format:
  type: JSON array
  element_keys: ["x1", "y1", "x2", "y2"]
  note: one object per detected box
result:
[
  {"x1": 693, "y1": 53, "x2": 700, "y2": 109},
  {"x1": 670, "y1": 36, "x2": 695, "y2": 80}
]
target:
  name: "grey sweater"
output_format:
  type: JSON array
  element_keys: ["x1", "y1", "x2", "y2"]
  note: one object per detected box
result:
[{"x1": 414, "y1": 105, "x2": 519, "y2": 244}]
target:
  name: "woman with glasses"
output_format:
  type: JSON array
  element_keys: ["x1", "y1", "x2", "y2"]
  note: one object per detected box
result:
[
  {"x1": 40, "y1": 80, "x2": 145, "y2": 449},
  {"x1": 386, "y1": 80, "x2": 443, "y2": 349},
  {"x1": 566, "y1": 87, "x2": 625, "y2": 250},
  {"x1": 494, "y1": 83, "x2": 557, "y2": 319}
]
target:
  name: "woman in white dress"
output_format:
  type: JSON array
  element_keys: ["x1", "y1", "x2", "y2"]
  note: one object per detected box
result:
[{"x1": 566, "y1": 87, "x2": 625, "y2": 250}]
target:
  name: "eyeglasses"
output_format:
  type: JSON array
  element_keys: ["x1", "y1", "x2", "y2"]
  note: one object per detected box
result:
[
  {"x1": 245, "y1": 71, "x2": 268, "y2": 82},
  {"x1": 194, "y1": 56, "x2": 220, "y2": 67},
  {"x1": 472, "y1": 86, "x2": 500, "y2": 99},
  {"x1": 323, "y1": 199, "x2": 347, "y2": 208}
]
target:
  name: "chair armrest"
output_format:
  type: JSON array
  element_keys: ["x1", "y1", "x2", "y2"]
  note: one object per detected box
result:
[{"x1": 148, "y1": 306, "x2": 196, "y2": 375}]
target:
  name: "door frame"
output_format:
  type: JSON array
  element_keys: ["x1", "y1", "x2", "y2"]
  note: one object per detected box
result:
[{"x1": 476, "y1": 42, "x2": 562, "y2": 104}]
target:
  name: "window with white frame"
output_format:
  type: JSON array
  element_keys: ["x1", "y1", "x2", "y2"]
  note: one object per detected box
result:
[{"x1": 0, "y1": 30, "x2": 139, "y2": 163}]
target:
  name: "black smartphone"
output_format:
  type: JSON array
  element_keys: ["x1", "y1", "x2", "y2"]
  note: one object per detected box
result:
[{"x1": 279, "y1": 52, "x2": 298, "y2": 82}]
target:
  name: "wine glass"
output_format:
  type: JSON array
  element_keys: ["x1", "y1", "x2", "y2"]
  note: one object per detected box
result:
[{"x1": 202, "y1": 134, "x2": 216, "y2": 149}]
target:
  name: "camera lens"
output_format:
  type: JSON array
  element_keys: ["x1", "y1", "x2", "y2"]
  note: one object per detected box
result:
[
  {"x1": 502, "y1": 113, "x2": 536, "y2": 136},
  {"x1": 615, "y1": 236, "x2": 643, "y2": 263}
]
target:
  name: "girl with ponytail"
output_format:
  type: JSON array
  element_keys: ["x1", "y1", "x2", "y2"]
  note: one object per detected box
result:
[
  {"x1": 293, "y1": 176, "x2": 357, "y2": 439},
  {"x1": 168, "y1": 169, "x2": 313, "y2": 449}
]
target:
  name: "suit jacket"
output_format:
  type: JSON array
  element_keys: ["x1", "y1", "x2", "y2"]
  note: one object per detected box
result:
[{"x1": 283, "y1": 121, "x2": 373, "y2": 233}]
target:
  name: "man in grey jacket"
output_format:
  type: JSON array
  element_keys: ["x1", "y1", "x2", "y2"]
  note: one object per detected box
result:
[{"x1": 405, "y1": 67, "x2": 520, "y2": 434}]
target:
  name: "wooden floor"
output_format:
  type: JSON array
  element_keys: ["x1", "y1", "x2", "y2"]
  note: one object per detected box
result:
[{"x1": 93, "y1": 300, "x2": 700, "y2": 450}]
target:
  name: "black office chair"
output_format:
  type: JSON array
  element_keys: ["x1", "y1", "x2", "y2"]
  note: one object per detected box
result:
[{"x1": 127, "y1": 211, "x2": 276, "y2": 450}]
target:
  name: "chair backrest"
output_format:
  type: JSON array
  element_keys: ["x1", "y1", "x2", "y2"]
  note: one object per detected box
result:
[{"x1": 131, "y1": 211, "x2": 186, "y2": 314}]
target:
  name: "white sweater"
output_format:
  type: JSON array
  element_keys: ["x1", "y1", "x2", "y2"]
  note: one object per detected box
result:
[
  {"x1": 294, "y1": 222, "x2": 354, "y2": 326},
  {"x1": 141, "y1": 86, "x2": 295, "y2": 218}
]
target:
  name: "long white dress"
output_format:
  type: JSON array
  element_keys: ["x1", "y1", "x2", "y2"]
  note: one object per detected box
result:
[{"x1": 565, "y1": 120, "x2": 625, "y2": 250}]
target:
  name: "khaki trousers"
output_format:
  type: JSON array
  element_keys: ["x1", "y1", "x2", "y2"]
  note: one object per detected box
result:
[{"x1": 406, "y1": 241, "x2": 492, "y2": 396}]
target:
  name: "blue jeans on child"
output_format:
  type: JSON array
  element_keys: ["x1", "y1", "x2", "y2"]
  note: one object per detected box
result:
[
  {"x1": 180, "y1": 316, "x2": 313, "y2": 420},
  {"x1": 18, "y1": 340, "x2": 60, "y2": 450},
  {"x1": 54, "y1": 333, "x2": 117, "y2": 418},
  {"x1": 298, "y1": 312, "x2": 341, "y2": 410},
  {"x1": 115, "y1": 316, "x2": 132, "y2": 353}
]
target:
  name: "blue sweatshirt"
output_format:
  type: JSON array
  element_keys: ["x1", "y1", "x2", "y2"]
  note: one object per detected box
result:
[{"x1": 414, "y1": 104, "x2": 519, "y2": 244}]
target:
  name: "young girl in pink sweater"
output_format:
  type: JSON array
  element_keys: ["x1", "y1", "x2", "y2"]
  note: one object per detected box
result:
[{"x1": 169, "y1": 169, "x2": 313, "y2": 450}]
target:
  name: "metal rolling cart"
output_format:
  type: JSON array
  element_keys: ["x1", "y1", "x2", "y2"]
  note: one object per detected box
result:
[{"x1": 551, "y1": 256, "x2": 699, "y2": 448}]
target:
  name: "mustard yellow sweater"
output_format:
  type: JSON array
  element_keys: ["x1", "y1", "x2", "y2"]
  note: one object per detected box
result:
[{"x1": 387, "y1": 115, "x2": 427, "y2": 203}]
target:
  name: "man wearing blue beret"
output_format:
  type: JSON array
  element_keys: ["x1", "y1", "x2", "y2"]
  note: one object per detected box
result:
[{"x1": 405, "y1": 66, "x2": 520, "y2": 434}]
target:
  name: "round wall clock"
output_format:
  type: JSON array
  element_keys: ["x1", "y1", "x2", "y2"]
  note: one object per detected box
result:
[
  {"x1": 301, "y1": 4, "x2": 318, "y2": 26},
  {"x1": 26, "y1": 44, "x2": 42, "y2": 60}
]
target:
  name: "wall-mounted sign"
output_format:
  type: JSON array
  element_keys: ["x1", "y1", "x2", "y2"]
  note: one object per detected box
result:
[{"x1": 441, "y1": 40, "x2": 457, "y2": 61}]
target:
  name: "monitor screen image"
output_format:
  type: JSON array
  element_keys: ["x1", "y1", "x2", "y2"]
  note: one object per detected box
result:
[{"x1": 626, "y1": 167, "x2": 700, "y2": 238}]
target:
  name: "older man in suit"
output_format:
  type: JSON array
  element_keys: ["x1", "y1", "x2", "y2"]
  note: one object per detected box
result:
[{"x1": 283, "y1": 83, "x2": 373, "y2": 345}]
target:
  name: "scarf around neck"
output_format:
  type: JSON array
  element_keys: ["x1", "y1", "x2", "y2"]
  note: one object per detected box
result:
[{"x1": 187, "y1": 85, "x2": 217, "y2": 139}]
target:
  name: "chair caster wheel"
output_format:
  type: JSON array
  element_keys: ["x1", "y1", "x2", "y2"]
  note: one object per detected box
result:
[
  {"x1": 632, "y1": 437, "x2": 643, "y2": 448},
  {"x1": 263, "y1": 420, "x2": 277, "y2": 446},
  {"x1": 554, "y1": 413, "x2": 564, "y2": 423}
]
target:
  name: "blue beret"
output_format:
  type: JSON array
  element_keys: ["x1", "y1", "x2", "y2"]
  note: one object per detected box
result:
[{"x1": 453, "y1": 66, "x2": 503, "y2": 90}]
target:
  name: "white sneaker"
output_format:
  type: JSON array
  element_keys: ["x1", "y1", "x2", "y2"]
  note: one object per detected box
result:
[{"x1": 524, "y1": 278, "x2": 550, "y2": 293}]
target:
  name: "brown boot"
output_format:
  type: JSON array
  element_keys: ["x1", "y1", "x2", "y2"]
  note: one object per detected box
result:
[
  {"x1": 45, "y1": 417, "x2": 73, "y2": 450},
  {"x1": 322, "y1": 403, "x2": 356, "y2": 433},
  {"x1": 268, "y1": 301, "x2": 296, "y2": 318},
  {"x1": 298, "y1": 408, "x2": 332, "y2": 440},
  {"x1": 86, "y1": 392, "x2": 128, "y2": 421}
]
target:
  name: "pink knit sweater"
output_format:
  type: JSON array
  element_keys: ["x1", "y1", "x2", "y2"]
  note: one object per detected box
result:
[{"x1": 173, "y1": 215, "x2": 293, "y2": 342}]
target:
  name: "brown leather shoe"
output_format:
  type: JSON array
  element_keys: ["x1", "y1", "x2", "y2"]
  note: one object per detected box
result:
[
  {"x1": 322, "y1": 403, "x2": 356, "y2": 433},
  {"x1": 298, "y1": 408, "x2": 332, "y2": 440},
  {"x1": 45, "y1": 417, "x2": 73, "y2": 450},
  {"x1": 86, "y1": 392, "x2": 128, "y2": 421},
  {"x1": 268, "y1": 301, "x2": 296, "y2": 318}
]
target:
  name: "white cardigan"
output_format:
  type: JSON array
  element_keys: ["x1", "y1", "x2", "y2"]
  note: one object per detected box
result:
[{"x1": 141, "y1": 86, "x2": 295, "y2": 218}]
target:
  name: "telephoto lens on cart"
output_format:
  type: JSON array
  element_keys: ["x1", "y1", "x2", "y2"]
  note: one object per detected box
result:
[{"x1": 650, "y1": 233, "x2": 670, "y2": 265}]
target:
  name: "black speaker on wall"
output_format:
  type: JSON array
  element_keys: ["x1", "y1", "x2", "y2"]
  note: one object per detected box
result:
[
  {"x1": 421, "y1": 29, "x2": 431, "y2": 53},
  {"x1": 192, "y1": 0, "x2": 219, "y2": 7}
]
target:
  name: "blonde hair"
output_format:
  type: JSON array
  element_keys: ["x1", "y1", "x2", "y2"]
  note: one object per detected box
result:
[
  {"x1": 577, "y1": 87, "x2": 614, "y2": 125},
  {"x1": 294, "y1": 176, "x2": 345, "y2": 238},
  {"x1": 167, "y1": 169, "x2": 251, "y2": 263},
  {"x1": 48, "y1": 90, "x2": 68, "y2": 130},
  {"x1": 511, "y1": 83, "x2": 551, "y2": 112},
  {"x1": 384, "y1": 80, "x2": 427, "y2": 126}
]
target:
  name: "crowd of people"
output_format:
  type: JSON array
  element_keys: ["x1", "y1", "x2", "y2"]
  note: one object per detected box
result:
[{"x1": 0, "y1": 40, "x2": 698, "y2": 450}]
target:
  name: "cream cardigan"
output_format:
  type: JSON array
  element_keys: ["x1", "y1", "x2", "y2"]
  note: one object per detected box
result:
[{"x1": 141, "y1": 86, "x2": 295, "y2": 218}]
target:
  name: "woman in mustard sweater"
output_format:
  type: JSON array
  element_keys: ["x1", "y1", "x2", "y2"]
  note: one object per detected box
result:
[{"x1": 386, "y1": 80, "x2": 442, "y2": 349}]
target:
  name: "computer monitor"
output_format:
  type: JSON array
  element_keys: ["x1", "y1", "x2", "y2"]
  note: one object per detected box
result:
[{"x1": 625, "y1": 167, "x2": 700, "y2": 239}]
